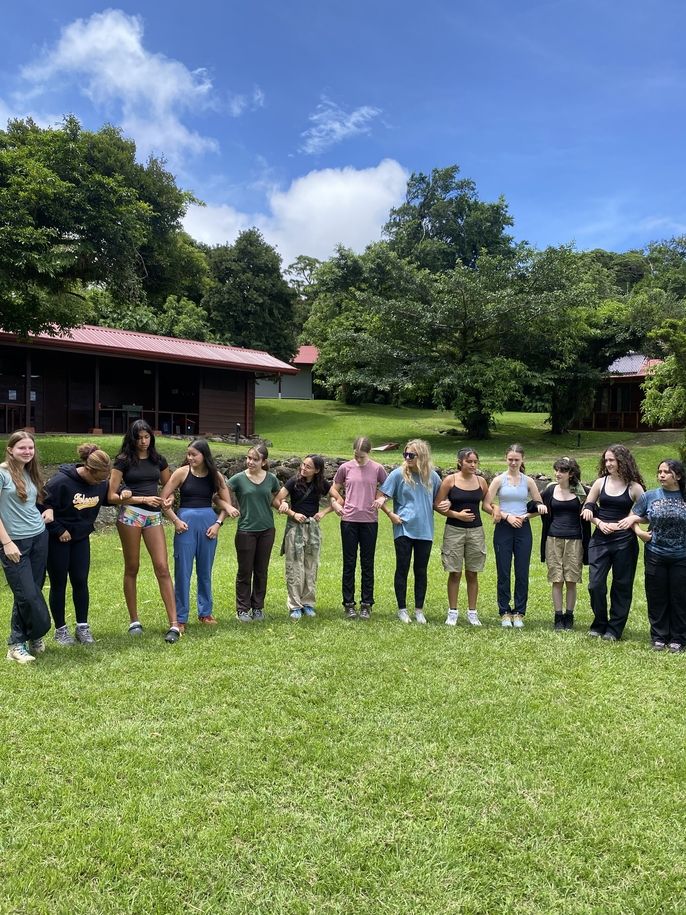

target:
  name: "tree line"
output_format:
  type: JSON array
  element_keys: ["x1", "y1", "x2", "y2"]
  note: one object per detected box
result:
[{"x1": 1, "y1": 118, "x2": 685, "y2": 444}]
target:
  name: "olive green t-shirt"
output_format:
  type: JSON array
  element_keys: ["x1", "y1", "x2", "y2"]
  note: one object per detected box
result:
[{"x1": 228, "y1": 471, "x2": 280, "y2": 532}]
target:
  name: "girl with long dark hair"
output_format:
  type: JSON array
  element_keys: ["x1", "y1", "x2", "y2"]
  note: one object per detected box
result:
[
  {"x1": 435, "y1": 447, "x2": 489, "y2": 627},
  {"x1": 161, "y1": 439, "x2": 231, "y2": 633},
  {"x1": 108, "y1": 420, "x2": 180, "y2": 643},
  {"x1": 623, "y1": 459, "x2": 686, "y2": 651},
  {"x1": 274, "y1": 454, "x2": 341, "y2": 620}
]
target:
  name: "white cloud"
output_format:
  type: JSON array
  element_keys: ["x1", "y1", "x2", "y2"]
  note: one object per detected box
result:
[
  {"x1": 184, "y1": 159, "x2": 408, "y2": 266},
  {"x1": 299, "y1": 97, "x2": 382, "y2": 155},
  {"x1": 19, "y1": 9, "x2": 218, "y2": 164},
  {"x1": 228, "y1": 86, "x2": 265, "y2": 117}
]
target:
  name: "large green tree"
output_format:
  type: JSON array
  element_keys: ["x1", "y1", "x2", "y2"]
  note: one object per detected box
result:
[
  {"x1": 0, "y1": 116, "x2": 194, "y2": 336},
  {"x1": 305, "y1": 244, "x2": 531, "y2": 436},
  {"x1": 383, "y1": 165, "x2": 515, "y2": 272},
  {"x1": 203, "y1": 229, "x2": 298, "y2": 363}
]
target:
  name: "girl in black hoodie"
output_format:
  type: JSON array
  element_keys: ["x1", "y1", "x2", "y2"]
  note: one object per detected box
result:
[{"x1": 44, "y1": 444, "x2": 122, "y2": 645}]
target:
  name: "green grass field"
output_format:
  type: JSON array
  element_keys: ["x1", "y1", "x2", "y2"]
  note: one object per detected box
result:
[{"x1": 2, "y1": 404, "x2": 686, "y2": 914}]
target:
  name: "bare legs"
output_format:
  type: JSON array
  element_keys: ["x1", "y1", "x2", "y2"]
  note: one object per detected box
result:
[
  {"x1": 447, "y1": 569, "x2": 479, "y2": 609},
  {"x1": 117, "y1": 523, "x2": 177, "y2": 627},
  {"x1": 552, "y1": 581, "x2": 577, "y2": 613}
]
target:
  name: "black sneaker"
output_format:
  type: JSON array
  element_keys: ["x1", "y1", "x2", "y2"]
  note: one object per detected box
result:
[
  {"x1": 251, "y1": 608, "x2": 265, "y2": 622},
  {"x1": 343, "y1": 604, "x2": 357, "y2": 620},
  {"x1": 359, "y1": 604, "x2": 371, "y2": 621},
  {"x1": 554, "y1": 613, "x2": 565, "y2": 631},
  {"x1": 164, "y1": 627, "x2": 180, "y2": 644}
]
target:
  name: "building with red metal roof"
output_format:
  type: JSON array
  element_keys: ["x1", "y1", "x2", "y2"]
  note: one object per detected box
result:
[
  {"x1": 0, "y1": 324, "x2": 297, "y2": 436},
  {"x1": 256, "y1": 345, "x2": 319, "y2": 400}
]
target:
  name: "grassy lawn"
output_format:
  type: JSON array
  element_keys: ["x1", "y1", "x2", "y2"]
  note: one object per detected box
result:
[{"x1": 2, "y1": 404, "x2": 686, "y2": 913}]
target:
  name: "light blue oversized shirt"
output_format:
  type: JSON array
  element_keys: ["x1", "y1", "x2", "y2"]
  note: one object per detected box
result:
[{"x1": 380, "y1": 468, "x2": 442, "y2": 541}]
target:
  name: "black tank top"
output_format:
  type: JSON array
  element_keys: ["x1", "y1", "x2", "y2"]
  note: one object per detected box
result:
[
  {"x1": 179, "y1": 470, "x2": 215, "y2": 508},
  {"x1": 594, "y1": 479, "x2": 634, "y2": 543},
  {"x1": 548, "y1": 496, "x2": 582, "y2": 539},
  {"x1": 446, "y1": 482, "x2": 483, "y2": 529}
]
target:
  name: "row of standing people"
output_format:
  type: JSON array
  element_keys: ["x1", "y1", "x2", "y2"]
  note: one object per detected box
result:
[{"x1": 2, "y1": 426, "x2": 685, "y2": 662}]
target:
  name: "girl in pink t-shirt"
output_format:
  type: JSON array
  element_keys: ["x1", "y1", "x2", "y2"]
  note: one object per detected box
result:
[{"x1": 331, "y1": 436, "x2": 387, "y2": 620}]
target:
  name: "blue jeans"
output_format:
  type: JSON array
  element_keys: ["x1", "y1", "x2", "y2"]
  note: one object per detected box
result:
[
  {"x1": 1, "y1": 530, "x2": 51, "y2": 645},
  {"x1": 493, "y1": 521, "x2": 532, "y2": 615},
  {"x1": 173, "y1": 508, "x2": 219, "y2": 623}
]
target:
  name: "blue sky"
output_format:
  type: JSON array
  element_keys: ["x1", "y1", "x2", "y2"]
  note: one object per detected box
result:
[{"x1": 3, "y1": 0, "x2": 685, "y2": 266}]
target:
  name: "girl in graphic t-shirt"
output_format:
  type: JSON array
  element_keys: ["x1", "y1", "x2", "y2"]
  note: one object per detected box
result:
[
  {"x1": 620, "y1": 459, "x2": 686, "y2": 651},
  {"x1": 108, "y1": 420, "x2": 180, "y2": 643}
]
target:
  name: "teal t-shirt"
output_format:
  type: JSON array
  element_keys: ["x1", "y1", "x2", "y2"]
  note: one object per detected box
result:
[
  {"x1": 228, "y1": 471, "x2": 280, "y2": 532},
  {"x1": 0, "y1": 467, "x2": 45, "y2": 539}
]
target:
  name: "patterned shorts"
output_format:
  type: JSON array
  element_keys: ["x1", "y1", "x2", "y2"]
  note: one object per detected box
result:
[{"x1": 117, "y1": 505, "x2": 163, "y2": 528}]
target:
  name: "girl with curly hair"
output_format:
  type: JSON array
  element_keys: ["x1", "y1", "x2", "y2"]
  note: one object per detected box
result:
[{"x1": 581, "y1": 444, "x2": 645, "y2": 641}]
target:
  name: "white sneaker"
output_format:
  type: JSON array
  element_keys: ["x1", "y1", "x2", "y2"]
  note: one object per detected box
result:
[
  {"x1": 467, "y1": 610, "x2": 482, "y2": 627},
  {"x1": 6, "y1": 643, "x2": 36, "y2": 664},
  {"x1": 501, "y1": 614, "x2": 513, "y2": 628},
  {"x1": 513, "y1": 614, "x2": 525, "y2": 629},
  {"x1": 397, "y1": 609, "x2": 411, "y2": 624},
  {"x1": 445, "y1": 609, "x2": 458, "y2": 626},
  {"x1": 414, "y1": 610, "x2": 427, "y2": 625}
]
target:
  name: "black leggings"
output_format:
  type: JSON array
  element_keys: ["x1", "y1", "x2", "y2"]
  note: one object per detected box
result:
[
  {"x1": 47, "y1": 537, "x2": 91, "y2": 627},
  {"x1": 393, "y1": 536, "x2": 433, "y2": 610}
]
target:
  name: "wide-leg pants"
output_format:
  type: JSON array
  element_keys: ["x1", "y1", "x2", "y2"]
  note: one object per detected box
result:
[{"x1": 174, "y1": 507, "x2": 219, "y2": 623}]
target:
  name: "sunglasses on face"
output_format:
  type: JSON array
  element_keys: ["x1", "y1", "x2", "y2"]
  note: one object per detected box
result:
[{"x1": 403, "y1": 451, "x2": 417, "y2": 460}]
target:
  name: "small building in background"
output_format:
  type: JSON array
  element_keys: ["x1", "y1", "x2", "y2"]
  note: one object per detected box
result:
[
  {"x1": 0, "y1": 325, "x2": 297, "y2": 436},
  {"x1": 577, "y1": 353, "x2": 663, "y2": 433},
  {"x1": 256, "y1": 345, "x2": 319, "y2": 400}
]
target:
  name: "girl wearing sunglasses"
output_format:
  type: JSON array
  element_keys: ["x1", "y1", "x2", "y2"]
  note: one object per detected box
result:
[{"x1": 379, "y1": 440, "x2": 443, "y2": 624}]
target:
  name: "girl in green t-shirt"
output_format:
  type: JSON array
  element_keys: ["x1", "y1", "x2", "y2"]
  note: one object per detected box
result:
[{"x1": 224, "y1": 444, "x2": 280, "y2": 622}]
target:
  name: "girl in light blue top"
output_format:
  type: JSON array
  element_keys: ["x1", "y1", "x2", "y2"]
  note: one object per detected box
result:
[
  {"x1": 484, "y1": 444, "x2": 546, "y2": 627},
  {"x1": 0, "y1": 431, "x2": 53, "y2": 663},
  {"x1": 380, "y1": 439, "x2": 444, "y2": 624}
]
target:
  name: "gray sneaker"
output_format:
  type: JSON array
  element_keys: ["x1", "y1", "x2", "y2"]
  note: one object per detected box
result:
[
  {"x1": 75, "y1": 624, "x2": 95, "y2": 644},
  {"x1": 344, "y1": 604, "x2": 357, "y2": 620},
  {"x1": 359, "y1": 605, "x2": 371, "y2": 621},
  {"x1": 397, "y1": 609, "x2": 411, "y2": 624},
  {"x1": 29, "y1": 637, "x2": 46, "y2": 654},
  {"x1": 236, "y1": 611, "x2": 253, "y2": 623},
  {"x1": 54, "y1": 625, "x2": 76, "y2": 646},
  {"x1": 251, "y1": 608, "x2": 265, "y2": 622}
]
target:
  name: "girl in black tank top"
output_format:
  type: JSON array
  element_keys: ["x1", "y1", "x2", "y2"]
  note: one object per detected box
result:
[
  {"x1": 581, "y1": 445, "x2": 645, "y2": 639},
  {"x1": 434, "y1": 448, "x2": 490, "y2": 626},
  {"x1": 161, "y1": 439, "x2": 231, "y2": 631}
]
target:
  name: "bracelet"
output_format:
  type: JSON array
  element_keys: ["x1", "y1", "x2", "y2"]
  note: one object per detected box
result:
[
  {"x1": 1, "y1": 540, "x2": 10, "y2": 546},
  {"x1": 215, "y1": 519, "x2": 223, "y2": 526}
]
